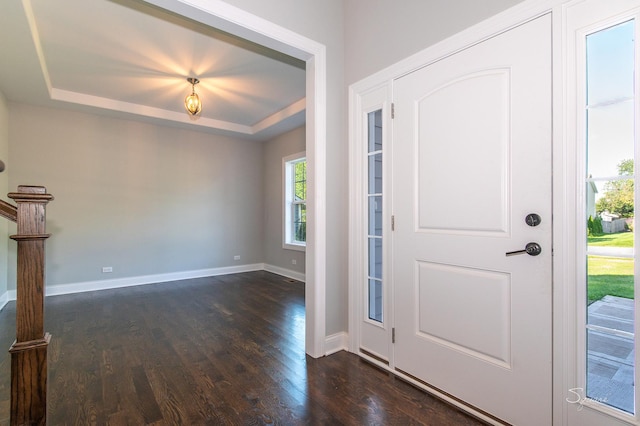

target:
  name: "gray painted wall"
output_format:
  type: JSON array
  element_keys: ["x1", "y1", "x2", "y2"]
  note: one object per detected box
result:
[
  {"x1": 0, "y1": 92, "x2": 8, "y2": 296},
  {"x1": 8, "y1": 103, "x2": 265, "y2": 289},
  {"x1": 206, "y1": 0, "x2": 527, "y2": 337},
  {"x1": 221, "y1": 0, "x2": 347, "y2": 336},
  {"x1": 263, "y1": 126, "x2": 306, "y2": 275},
  {"x1": 344, "y1": 0, "x2": 526, "y2": 85},
  {"x1": 0, "y1": 0, "x2": 533, "y2": 336}
]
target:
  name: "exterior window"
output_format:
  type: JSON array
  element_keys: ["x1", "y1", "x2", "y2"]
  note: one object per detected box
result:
[
  {"x1": 584, "y1": 20, "x2": 635, "y2": 414},
  {"x1": 284, "y1": 153, "x2": 306, "y2": 251},
  {"x1": 367, "y1": 109, "x2": 383, "y2": 322}
]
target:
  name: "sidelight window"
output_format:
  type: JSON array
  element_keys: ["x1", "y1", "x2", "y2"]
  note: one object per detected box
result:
[
  {"x1": 367, "y1": 109, "x2": 383, "y2": 322},
  {"x1": 584, "y1": 19, "x2": 636, "y2": 414}
]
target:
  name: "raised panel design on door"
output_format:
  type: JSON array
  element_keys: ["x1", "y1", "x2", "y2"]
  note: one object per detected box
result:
[
  {"x1": 415, "y1": 261, "x2": 512, "y2": 368},
  {"x1": 392, "y1": 15, "x2": 552, "y2": 426},
  {"x1": 416, "y1": 69, "x2": 510, "y2": 234}
]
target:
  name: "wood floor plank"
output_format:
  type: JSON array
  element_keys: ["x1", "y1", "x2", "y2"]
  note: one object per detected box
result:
[
  {"x1": 0, "y1": 271, "x2": 487, "y2": 425},
  {"x1": 131, "y1": 365, "x2": 164, "y2": 423}
]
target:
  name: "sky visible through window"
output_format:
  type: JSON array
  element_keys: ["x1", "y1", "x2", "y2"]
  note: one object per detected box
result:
[{"x1": 587, "y1": 20, "x2": 635, "y2": 187}]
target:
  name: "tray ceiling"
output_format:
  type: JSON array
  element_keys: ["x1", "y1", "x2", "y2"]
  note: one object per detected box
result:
[{"x1": 0, "y1": 0, "x2": 307, "y2": 140}]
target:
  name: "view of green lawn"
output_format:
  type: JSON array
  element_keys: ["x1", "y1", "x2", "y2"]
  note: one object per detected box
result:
[
  {"x1": 588, "y1": 255, "x2": 634, "y2": 304},
  {"x1": 588, "y1": 231, "x2": 634, "y2": 247},
  {"x1": 587, "y1": 231, "x2": 634, "y2": 304}
]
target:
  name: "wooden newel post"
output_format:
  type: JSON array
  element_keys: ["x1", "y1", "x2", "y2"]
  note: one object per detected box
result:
[{"x1": 8, "y1": 186, "x2": 53, "y2": 426}]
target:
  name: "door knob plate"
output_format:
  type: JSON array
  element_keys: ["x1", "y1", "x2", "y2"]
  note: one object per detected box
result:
[
  {"x1": 506, "y1": 242, "x2": 542, "y2": 257},
  {"x1": 525, "y1": 213, "x2": 542, "y2": 227}
]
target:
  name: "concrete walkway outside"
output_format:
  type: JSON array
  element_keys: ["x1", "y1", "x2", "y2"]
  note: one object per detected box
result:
[{"x1": 587, "y1": 295, "x2": 634, "y2": 413}]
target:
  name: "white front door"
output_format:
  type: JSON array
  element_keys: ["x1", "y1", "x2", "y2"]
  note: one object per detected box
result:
[{"x1": 392, "y1": 15, "x2": 552, "y2": 425}]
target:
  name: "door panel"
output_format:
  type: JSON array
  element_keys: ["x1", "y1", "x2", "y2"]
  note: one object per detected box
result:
[
  {"x1": 392, "y1": 15, "x2": 552, "y2": 426},
  {"x1": 416, "y1": 262, "x2": 511, "y2": 367},
  {"x1": 416, "y1": 69, "x2": 510, "y2": 233}
]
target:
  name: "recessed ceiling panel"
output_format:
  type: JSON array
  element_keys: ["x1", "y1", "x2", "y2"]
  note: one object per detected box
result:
[{"x1": 25, "y1": 0, "x2": 306, "y2": 136}]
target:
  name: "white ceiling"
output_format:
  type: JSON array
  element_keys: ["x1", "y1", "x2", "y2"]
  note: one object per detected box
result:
[{"x1": 0, "y1": 0, "x2": 307, "y2": 141}]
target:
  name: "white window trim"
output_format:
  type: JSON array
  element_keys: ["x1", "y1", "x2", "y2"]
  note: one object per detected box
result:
[
  {"x1": 283, "y1": 151, "x2": 307, "y2": 251},
  {"x1": 563, "y1": 3, "x2": 640, "y2": 425}
]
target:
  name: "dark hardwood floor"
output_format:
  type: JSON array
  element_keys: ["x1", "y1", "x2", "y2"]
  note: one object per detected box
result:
[{"x1": 0, "y1": 271, "x2": 485, "y2": 425}]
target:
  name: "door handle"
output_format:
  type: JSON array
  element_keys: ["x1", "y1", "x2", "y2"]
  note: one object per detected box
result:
[{"x1": 506, "y1": 242, "x2": 541, "y2": 257}]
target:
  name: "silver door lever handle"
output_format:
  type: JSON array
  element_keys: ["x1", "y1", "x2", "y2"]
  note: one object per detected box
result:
[{"x1": 506, "y1": 242, "x2": 541, "y2": 257}]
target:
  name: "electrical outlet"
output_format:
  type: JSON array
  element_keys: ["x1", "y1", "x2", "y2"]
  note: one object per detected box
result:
[
  {"x1": 234, "y1": 255, "x2": 241, "y2": 260},
  {"x1": 102, "y1": 266, "x2": 113, "y2": 273},
  {"x1": 292, "y1": 259, "x2": 297, "y2": 265}
]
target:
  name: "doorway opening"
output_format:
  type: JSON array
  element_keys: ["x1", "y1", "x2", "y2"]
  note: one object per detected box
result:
[{"x1": 144, "y1": 0, "x2": 327, "y2": 358}]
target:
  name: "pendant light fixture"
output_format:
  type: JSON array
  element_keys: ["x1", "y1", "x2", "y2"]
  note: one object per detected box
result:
[{"x1": 184, "y1": 77, "x2": 202, "y2": 116}]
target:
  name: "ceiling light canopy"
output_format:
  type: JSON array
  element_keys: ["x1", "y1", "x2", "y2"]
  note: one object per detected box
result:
[{"x1": 184, "y1": 77, "x2": 202, "y2": 116}]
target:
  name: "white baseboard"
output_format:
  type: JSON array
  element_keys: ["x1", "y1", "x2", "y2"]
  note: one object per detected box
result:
[
  {"x1": 324, "y1": 331, "x2": 348, "y2": 355},
  {"x1": 2, "y1": 262, "x2": 310, "y2": 323},
  {"x1": 2, "y1": 264, "x2": 336, "y2": 354},
  {"x1": 263, "y1": 263, "x2": 306, "y2": 282},
  {"x1": 44, "y1": 263, "x2": 265, "y2": 297},
  {"x1": 0, "y1": 291, "x2": 8, "y2": 311},
  {"x1": 2, "y1": 263, "x2": 306, "y2": 300}
]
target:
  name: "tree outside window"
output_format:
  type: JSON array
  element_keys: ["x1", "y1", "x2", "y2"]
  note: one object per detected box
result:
[
  {"x1": 596, "y1": 159, "x2": 634, "y2": 218},
  {"x1": 292, "y1": 159, "x2": 307, "y2": 243},
  {"x1": 283, "y1": 153, "x2": 306, "y2": 250}
]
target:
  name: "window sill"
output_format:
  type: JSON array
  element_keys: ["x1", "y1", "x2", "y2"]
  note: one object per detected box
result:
[{"x1": 284, "y1": 242, "x2": 306, "y2": 252}]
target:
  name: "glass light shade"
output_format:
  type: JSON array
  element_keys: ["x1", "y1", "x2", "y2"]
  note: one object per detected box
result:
[{"x1": 184, "y1": 92, "x2": 202, "y2": 116}]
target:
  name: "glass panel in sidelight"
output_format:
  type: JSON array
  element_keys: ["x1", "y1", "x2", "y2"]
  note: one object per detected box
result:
[
  {"x1": 585, "y1": 20, "x2": 636, "y2": 414},
  {"x1": 367, "y1": 109, "x2": 383, "y2": 323}
]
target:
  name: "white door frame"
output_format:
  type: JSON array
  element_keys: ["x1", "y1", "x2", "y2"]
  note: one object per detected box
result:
[
  {"x1": 348, "y1": 0, "x2": 605, "y2": 424},
  {"x1": 348, "y1": 83, "x2": 393, "y2": 365},
  {"x1": 562, "y1": 2, "x2": 640, "y2": 424},
  {"x1": 144, "y1": 0, "x2": 327, "y2": 358}
]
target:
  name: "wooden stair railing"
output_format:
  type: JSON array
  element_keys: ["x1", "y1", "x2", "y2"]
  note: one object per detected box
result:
[
  {"x1": 1, "y1": 185, "x2": 53, "y2": 426},
  {"x1": 0, "y1": 199, "x2": 17, "y2": 222}
]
